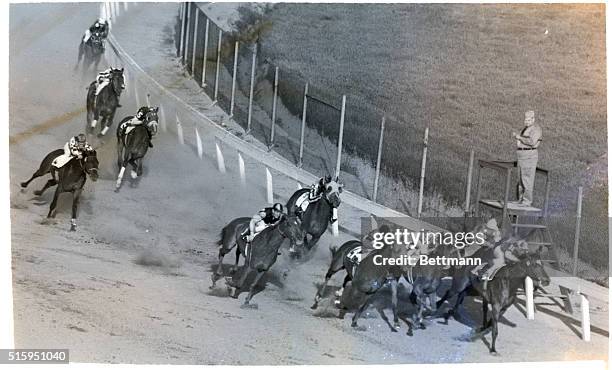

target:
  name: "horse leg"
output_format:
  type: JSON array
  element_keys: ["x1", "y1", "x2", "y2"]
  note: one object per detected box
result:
[
  {"x1": 34, "y1": 178, "x2": 58, "y2": 196},
  {"x1": 351, "y1": 293, "x2": 377, "y2": 329},
  {"x1": 480, "y1": 297, "x2": 489, "y2": 332},
  {"x1": 137, "y1": 158, "x2": 144, "y2": 177},
  {"x1": 115, "y1": 164, "x2": 127, "y2": 191},
  {"x1": 242, "y1": 269, "x2": 266, "y2": 307},
  {"x1": 69, "y1": 188, "x2": 82, "y2": 231},
  {"x1": 116, "y1": 138, "x2": 124, "y2": 169},
  {"x1": 210, "y1": 245, "x2": 231, "y2": 288},
  {"x1": 489, "y1": 304, "x2": 501, "y2": 355},
  {"x1": 21, "y1": 168, "x2": 47, "y2": 189},
  {"x1": 312, "y1": 267, "x2": 341, "y2": 310},
  {"x1": 389, "y1": 278, "x2": 400, "y2": 331},
  {"x1": 230, "y1": 244, "x2": 241, "y2": 274},
  {"x1": 47, "y1": 187, "x2": 61, "y2": 218},
  {"x1": 229, "y1": 266, "x2": 251, "y2": 298}
]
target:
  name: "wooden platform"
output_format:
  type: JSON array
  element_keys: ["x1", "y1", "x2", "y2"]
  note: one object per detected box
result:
[{"x1": 479, "y1": 199, "x2": 542, "y2": 215}]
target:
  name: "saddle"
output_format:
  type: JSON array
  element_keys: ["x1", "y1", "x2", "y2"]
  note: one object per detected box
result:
[
  {"x1": 51, "y1": 153, "x2": 74, "y2": 169},
  {"x1": 296, "y1": 191, "x2": 322, "y2": 213}
]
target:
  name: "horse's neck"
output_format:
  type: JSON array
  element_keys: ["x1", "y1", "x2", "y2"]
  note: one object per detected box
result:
[
  {"x1": 63, "y1": 160, "x2": 86, "y2": 183},
  {"x1": 498, "y1": 263, "x2": 527, "y2": 293}
]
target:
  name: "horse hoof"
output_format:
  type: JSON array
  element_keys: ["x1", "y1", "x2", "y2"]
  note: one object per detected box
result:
[
  {"x1": 310, "y1": 303, "x2": 318, "y2": 310},
  {"x1": 419, "y1": 323, "x2": 426, "y2": 330},
  {"x1": 130, "y1": 170, "x2": 137, "y2": 179},
  {"x1": 406, "y1": 329, "x2": 414, "y2": 336},
  {"x1": 20, "y1": 182, "x2": 27, "y2": 188},
  {"x1": 352, "y1": 325, "x2": 367, "y2": 332},
  {"x1": 490, "y1": 350, "x2": 499, "y2": 357}
]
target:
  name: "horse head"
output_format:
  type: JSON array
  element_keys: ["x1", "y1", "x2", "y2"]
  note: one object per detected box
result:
[
  {"x1": 144, "y1": 107, "x2": 159, "y2": 136},
  {"x1": 110, "y1": 68, "x2": 126, "y2": 95},
  {"x1": 82, "y1": 150, "x2": 99, "y2": 181},
  {"x1": 523, "y1": 245, "x2": 550, "y2": 288},
  {"x1": 279, "y1": 215, "x2": 305, "y2": 247},
  {"x1": 323, "y1": 176, "x2": 343, "y2": 208}
]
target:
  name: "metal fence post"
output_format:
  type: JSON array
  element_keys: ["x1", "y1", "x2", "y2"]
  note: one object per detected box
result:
[
  {"x1": 298, "y1": 82, "x2": 308, "y2": 168},
  {"x1": 269, "y1": 66, "x2": 279, "y2": 149},
  {"x1": 335, "y1": 95, "x2": 346, "y2": 179},
  {"x1": 201, "y1": 18, "x2": 210, "y2": 86},
  {"x1": 464, "y1": 149, "x2": 475, "y2": 215},
  {"x1": 213, "y1": 29, "x2": 222, "y2": 102},
  {"x1": 572, "y1": 186, "x2": 583, "y2": 276},
  {"x1": 182, "y1": 3, "x2": 191, "y2": 64},
  {"x1": 417, "y1": 127, "x2": 429, "y2": 218},
  {"x1": 230, "y1": 41, "x2": 239, "y2": 117},
  {"x1": 178, "y1": 2, "x2": 187, "y2": 57},
  {"x1": 246, "y1": 45, "x2": 257, "y2": 134},
  {"x1": 372, "y1": 115, "x2": 385, "y2": 202},
  {"x1": 190, "y1": 8, "x2": 199, "y2": 75}
]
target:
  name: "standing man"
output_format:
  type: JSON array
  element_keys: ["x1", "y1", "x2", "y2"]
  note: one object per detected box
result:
[{"x1": 512, "y1": 110, "x2": 542, "y2": 207}]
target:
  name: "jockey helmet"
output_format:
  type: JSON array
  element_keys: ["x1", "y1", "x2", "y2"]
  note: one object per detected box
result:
[
  {"x1": 273, "y1": 203, "x2": 284, "y2": 213},
  {"x1": 136, "y1": 107, "x2": 149, "y2": 119},
  {"x1": 324, "y1": 175, "x2": 332, "y2": 183},
  {"x1": 76, "y1": 133, "x2": 87, "y2": 143}
]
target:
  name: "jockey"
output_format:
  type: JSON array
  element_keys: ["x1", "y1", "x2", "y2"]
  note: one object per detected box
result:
[
  {"x1": 82, "y1": 18, "x2": 109, "y2": 44},
  {"x1": 118, "y1": 107, "x2": 154, "y2": 148},
  {"x1": 53, "y1": 134, "x2": 93, "y2": 168},
  {"x1": 308, "y1": 175, "x2": 337, "y2": 223},
  {"x1": 472, "y1": 219, "x2": 528, "y2": 289},
  {"x1": 245, "y1": 203, "x2": 284, "y2": 243},
  {"x1": 94, "y1": 68, "x2": 112, "y2": 96}
]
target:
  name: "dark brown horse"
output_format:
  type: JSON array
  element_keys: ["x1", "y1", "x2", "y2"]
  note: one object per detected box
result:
[
  {"x1": 21, "y1": 149, "x2": 99, "y2": 231},
  {"x1": 86, "y1": 68, "x2": 125, "y2": 137}
]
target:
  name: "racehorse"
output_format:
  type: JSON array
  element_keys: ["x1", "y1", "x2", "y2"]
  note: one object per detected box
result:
[
  {"x1": 223, "y1": 215, "x2": 305, "y2": 308},
  {"x1": 20, "y1": 148, "x2": 99, "y2": 231},
  {"x1": 438, "y1": 245, "x2": 550, "y2": 354},
  {"x1": 76, "y1": 31, "x2": 105, "y2": 74},
  {"x1": 114, "y1": 108, "x2": 158, "y2": 191},
  {"x1": 310, "y1": 225, "x2": 391, "y2": 310},
  {"x1": 86, "y1": 68, "x2": 125, "y2": 137},
  {"x1": 210, "y1": 216, "x2": 251, "y2": 288},
  {"x1": 285, "y1": 177, "x2": 343, "y2": 257}
]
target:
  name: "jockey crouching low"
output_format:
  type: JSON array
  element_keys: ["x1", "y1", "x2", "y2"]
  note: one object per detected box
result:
[
  {"x1": 244, "y1": 203, "x2": 285, "y2": 253},
  {"x1": 94, "y1": 68, "x2": 121, "y2": 107},
  {"x1": 52, "y1": 134, "x2": 93, "y2": 169},
  {"x1": 119, "y1": 107, "x2": 155, "y2": 148}
]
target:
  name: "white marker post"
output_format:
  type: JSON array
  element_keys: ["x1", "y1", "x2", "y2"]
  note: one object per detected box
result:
[
  {"x1": 159, "y1": 105, "x2": 167, "y2": 133},
  {"x1": 269, "y1": 66, "x2": 279, "y2": 149},
  {"x1": 580, "y1": 294, "x2": 591, "y2": 342},
  {"x1": 135, "y1": 84, "x2": 141, "y2": 107},
  {"x1": 332, "y1": 208, "x2": 339, "y2": 236},
  {"x1": 215, "y1": 140, "x2": 226, "y2": 173},
  {"x1": 238, "y1": 152, "x2": 246, "y2": 187},
  {"x1": 266, "y1": 167, "x2": 273, "y2": 204},
  {"x1": 195, "y1": 128, "x2": 203, "y2": 159},
  {"x1": 297, "y1": 182, "x2": 302, "y2": 190},
  {"x1": 525, "y1": 276, "x2": 535, "y2": 320},
  {"x1": 176, "y1": 113, "x2": 184, "y2": 145}
]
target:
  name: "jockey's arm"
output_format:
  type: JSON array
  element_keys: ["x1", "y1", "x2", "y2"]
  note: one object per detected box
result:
[
  {"x1": 249, "y1": 212, "x2": 265, "y2": 239},
  {"x1": 63, "y1": 142, "x2": 71, "y2": 156}
]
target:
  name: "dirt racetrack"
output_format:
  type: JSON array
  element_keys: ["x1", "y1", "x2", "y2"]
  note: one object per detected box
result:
[{"x1": 8, "y1": 2, "x2": 608, "y2": 364}]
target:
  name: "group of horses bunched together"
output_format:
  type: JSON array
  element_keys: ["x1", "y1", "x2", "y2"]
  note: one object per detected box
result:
[
  {"x1": 17, "y1": 23, "x2": 552, "y2": 357},
  {"x1": 212, "y1": 179, "x2": 551, "y2": 355},
  {"x1": 19, "y1": 30, "x2": 159, "y2": 230}
]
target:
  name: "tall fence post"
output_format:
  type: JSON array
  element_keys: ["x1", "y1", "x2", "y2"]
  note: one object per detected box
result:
[
  {"x1": 417, "y1": 127, "x2": 429, "y2": 218},
  {"x1": 178, "y1": 3, "x2": 187, "y2": 57},
  {"x1": 246, "y1": 45, "x2": 257, "y2": 134},
  {"x1": 190, "y1": 8, "x2": 199, "y2": 75},
  {"x1": 464, "y1": 149, "x2": 475, "y2": 215},
  {"x1": 146, "y1": 93, "x2": 151, "y2": 107},
  {"x1": 572, "y1": 186, "x2": 583, "y2": 276},
  {"x1": 230, "y1": 41, "x2": 239, "y2": 117},
  {"x1": 335, "y1": 95, "x2": 346, "y2": 179},
  {"x1": 269, "y1": 66, "x2": 279, "y2": 150},
  {"x1": 201, "y1": 18, "x2": 210, "y2": 86},
  {"x1": 182, "y1": 3, "x2": 191, "y2": 64},
  {"x1": 372, "y1": 115, "x2": 385, "y2": 202},
  {"x1": 266, "y1": 167, "x2": 273, "y2": 204},
  {"x1": 213, "y1": 29, "x2": 222, "y2": 102},
  {"x1": 298, "y1": 82, "x2": 308, "y2": 168}
]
